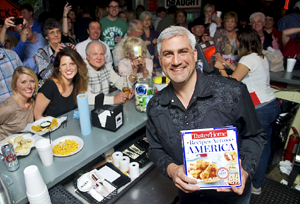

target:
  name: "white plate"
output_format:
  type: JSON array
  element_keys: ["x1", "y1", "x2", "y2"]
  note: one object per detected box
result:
[
  {"x1": 21, "y1": 116, "x2": 67, "y2": 136},
  {"x1": 52, "y1": 136, "x2": 84, "y2": 157},
  {"x1": 0, "y1": 134, "x2": 35, "y2": 156}
]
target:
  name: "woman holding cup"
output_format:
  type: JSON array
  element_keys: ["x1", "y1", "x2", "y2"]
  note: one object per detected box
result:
[
  {"x1": 203, "y1": 3, "x2": 217, "y2": 37},
  {"x1": 0, "y1": 66, "x2": 38, "y2": 139},
  {"x1": 215, "y1": 27, "x2": 280, "y2": 195},
  {"x1": 118, "y1": 37, "x2": 153, "y2": 84}
]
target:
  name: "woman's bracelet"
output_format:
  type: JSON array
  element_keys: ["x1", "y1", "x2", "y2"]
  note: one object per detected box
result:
[
  {"x1": 51, "y1": 55, "x2": 56, "y2": 63},
  {"x1": 63, "y1": 16, "x2": 68, "y2": 18},
  {"x1": 130, "y1": 72, "x2": 137, "y2": 78},
  {"x1": 22, "y1": 30, "x2": 28, "y2": 35}
]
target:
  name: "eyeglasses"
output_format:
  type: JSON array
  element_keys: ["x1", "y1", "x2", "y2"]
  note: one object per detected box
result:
[
  {"x1": 48, "y1": 30, "x2": 61, "y2": 36},
  {"x1": 135, "y1": 29, "x2": 143, "y2": 32},
  {"x1": 108, "y1": 6, "x2": 119, "y2": 9},
  {"x1": 143, "y1": 18, "x2": 151, "y2": 22}
]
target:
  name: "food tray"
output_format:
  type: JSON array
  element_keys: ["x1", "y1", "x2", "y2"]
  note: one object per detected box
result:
[
  {"x1": 21, "y1": 116, "x2": 67, "y2": 135},
  {"x1": 49, "y1": 184, "x2": 83, "y2": 204},
  {"x1": 0, "y1": 134, "x2": 38, "y2": 156},
  {"x1": 73, "y1": 178, "x2": 117, "y2": 204}
]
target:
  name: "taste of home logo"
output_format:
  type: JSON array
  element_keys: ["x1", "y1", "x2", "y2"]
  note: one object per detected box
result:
[{"x1": 191, "y1": 129, "x2": 228, "y2": 139}]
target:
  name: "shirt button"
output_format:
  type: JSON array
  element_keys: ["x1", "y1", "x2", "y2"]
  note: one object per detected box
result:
[
  {"x1": 186, "y1": 123, "x2": 188, "y2": 125},
  {"x1": 185, "y1": 116, "x2": 187, "y2": 119},
  {"x1": 171, "y1": 99, "x2": 174, "y2": 102}
]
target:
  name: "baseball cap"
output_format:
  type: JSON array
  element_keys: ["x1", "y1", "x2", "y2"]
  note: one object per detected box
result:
[{"x1": 294, "y1": 1, "x2": 300, "y2": 9}]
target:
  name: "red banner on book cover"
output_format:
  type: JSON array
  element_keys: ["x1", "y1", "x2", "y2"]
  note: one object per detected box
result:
[{"x1": 191, "y1": 129, "x2": 228, "y2": 139}]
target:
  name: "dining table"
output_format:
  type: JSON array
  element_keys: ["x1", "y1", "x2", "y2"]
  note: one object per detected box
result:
[{"x1": 0, "y1": 97, "x2": 148, "y2": 204}]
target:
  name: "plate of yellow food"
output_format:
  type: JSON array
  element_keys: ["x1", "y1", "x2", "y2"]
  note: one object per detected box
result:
[
  {"x1": 0, "y1": 134, "x2": 35, "y2": 156},
  {"x1": 52, "y1": 136, "x2": 84, "y2": 157},
  {"x1": 22, "y1": 116, "x2": 67, "y2": 135}
]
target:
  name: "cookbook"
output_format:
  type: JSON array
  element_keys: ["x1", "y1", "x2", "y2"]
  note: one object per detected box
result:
[{"x1": 181, "y1": 126, "x2": 242, "y2": 189}]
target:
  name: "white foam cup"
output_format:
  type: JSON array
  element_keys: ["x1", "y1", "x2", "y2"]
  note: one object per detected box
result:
[
  {"x1": 287, "y1": 58, "x2": 297, "y2": 72},
  {"x1": 284, "y1": 72, "x2": 293, "y2": 79},
  {"x1": 35, "y1": 139, "x2": 53, "y2": 166},
  {"x1": 217, "y1": 11, "x2": 222, "y2": 17},
  {"x1": 27, "y1": 191, "x2": 51, "y2": 203},
  {"x1": 23, "y1": 165, "x2": 47, "y2": 196}
]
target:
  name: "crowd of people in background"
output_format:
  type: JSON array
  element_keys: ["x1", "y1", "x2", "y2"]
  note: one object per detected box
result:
[{"x1": 1, "y1": 0, "x2": 300, "y2": 199}]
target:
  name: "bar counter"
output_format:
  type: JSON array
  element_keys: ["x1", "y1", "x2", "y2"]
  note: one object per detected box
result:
[
  {"x1": 270, "y1": 70, "x2": 300, "y2": 145},
  {"x1": 0, "y1": 98, "x2": 148, "y2": 204}
]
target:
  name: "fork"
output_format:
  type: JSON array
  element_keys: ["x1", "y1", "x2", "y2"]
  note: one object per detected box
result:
[{"x1": 62, "y1": 115, "x2": 68, "y2": 128}]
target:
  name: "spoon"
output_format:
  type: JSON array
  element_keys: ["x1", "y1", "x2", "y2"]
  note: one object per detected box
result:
[{"x1": 40, "y1": 121, "x2": 52, "y2": 143}]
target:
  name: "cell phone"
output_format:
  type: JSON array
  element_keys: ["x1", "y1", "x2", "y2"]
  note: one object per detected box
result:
[
  {"x1": 204, "y1": 28, "x2": 210, "y2": 35},
  {"x1": 212, "y1": 13, "x2": 216, "y2": 20},
  {"x1": 133, "y1": 46, "x2": 141, "y2": 57},
  {"x1": 12, "y1": 18, "x2": 23, "y2": 25}
]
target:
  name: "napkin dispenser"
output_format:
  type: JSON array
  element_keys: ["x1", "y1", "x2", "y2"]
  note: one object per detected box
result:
[{"x1": 91, "y1": 93, "x2": 123, "y2": 132}]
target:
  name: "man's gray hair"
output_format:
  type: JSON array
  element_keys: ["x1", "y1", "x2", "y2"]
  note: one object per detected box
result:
[
  {"x1": 157, "y1": 26, "x2": 196, "y2": 56},
  {"x1": 85, "y1": 40, "x2": 107, "y2": 55},
  {"x1": 127, "y1": 19, "x2": 141, "y2": 34},
  {"x1": 249, "y1": 12, "x2": 265, "y2": 23}
]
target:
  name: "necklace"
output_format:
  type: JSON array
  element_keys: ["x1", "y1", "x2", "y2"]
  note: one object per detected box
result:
[{"x1": 17, "y1": 97, "x2": 32, "y2": 110}]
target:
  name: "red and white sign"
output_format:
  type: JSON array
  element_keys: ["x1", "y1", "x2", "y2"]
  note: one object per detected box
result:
[{"x1": 0, "y1": 0, "x2": 21, "y2": 20}]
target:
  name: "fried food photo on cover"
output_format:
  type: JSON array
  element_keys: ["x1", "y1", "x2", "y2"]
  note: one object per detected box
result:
[
  {"x1": 196, "y1": 159, "x2": 210, "y2": 170},
  {"x1": 224, "y1": 151, "x2": 237, "y2": 162},
  {"x1": 188, "y1": 160, "x2": 218, "y2": 180}
]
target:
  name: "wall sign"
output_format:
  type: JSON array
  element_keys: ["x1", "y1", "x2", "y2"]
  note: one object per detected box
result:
[
  {"x1": 165, "y1": 0, "x2": 201, "y2": 9},
  {"x1": 0, "y1": 0, "x2": 21, "y2": 20}
]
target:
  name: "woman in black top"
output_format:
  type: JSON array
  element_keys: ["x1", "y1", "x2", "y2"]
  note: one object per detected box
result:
[{"x1": 34, "y1": 47, "x2": 88, "y2": 119}]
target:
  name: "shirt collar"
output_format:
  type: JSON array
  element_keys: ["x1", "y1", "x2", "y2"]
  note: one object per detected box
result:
[{"x1": 160, "y1": 70, "x2": 214, "y2": 106}]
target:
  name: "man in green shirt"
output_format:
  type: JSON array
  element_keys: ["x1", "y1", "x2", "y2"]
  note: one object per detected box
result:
[{"x1": 100, "y1": 0, "x2": 127, "y2": 50}]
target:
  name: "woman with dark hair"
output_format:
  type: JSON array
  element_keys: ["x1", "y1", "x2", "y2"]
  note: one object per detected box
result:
[
  {"x1": 215, "y1": 27, "x2": 280, "y2": 195},
  {"x1": 62, "y1": 3, "x2": 78, "y2": 45},
  {"x1": 34, "y1": 47, "x2": 88, "y2": 119},
  {"x1": 68, "y1": 9, "x2": 76, "y2": 23},
  {"x1": 36, "y1": 18, "x2": 75, "y2": 80},
  {"x1": 96, "y1": 6, "x2": 107, "y2": 21},
  {"x1": 174, "y1": 9, "x2": 187, "y2": 28},
  {"x1": 0, "y1": 66, "x2": 38, "y2": 139}
]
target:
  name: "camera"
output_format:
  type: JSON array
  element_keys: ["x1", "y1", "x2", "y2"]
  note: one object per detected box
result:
[{"x1": 12, "y1": 18, "x2": 23, "y2": 25}]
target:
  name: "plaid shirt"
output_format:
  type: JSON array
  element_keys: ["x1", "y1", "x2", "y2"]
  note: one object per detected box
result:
[
  {"x1": 85, "y1": 60, "x2": 133, "y2": 105},
  {"x1": 0, "y1": 48, "x2": 22, "y2": 103}
]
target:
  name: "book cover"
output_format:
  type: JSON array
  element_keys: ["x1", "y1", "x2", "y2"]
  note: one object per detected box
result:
[{"x1": 181, "y1": 126, "x2": 242, "y2": 189}]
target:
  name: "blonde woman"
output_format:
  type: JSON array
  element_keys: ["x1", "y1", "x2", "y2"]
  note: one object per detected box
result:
[
  {"x1": 118, "y1": 37, "x2": 153, "y2": 83},
  {"x1": 0, "y1": 66, "x2": 38, "y2": 139},
  {"x1": 34, "y1": 47, "x2": 88, "y2": 119}
]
